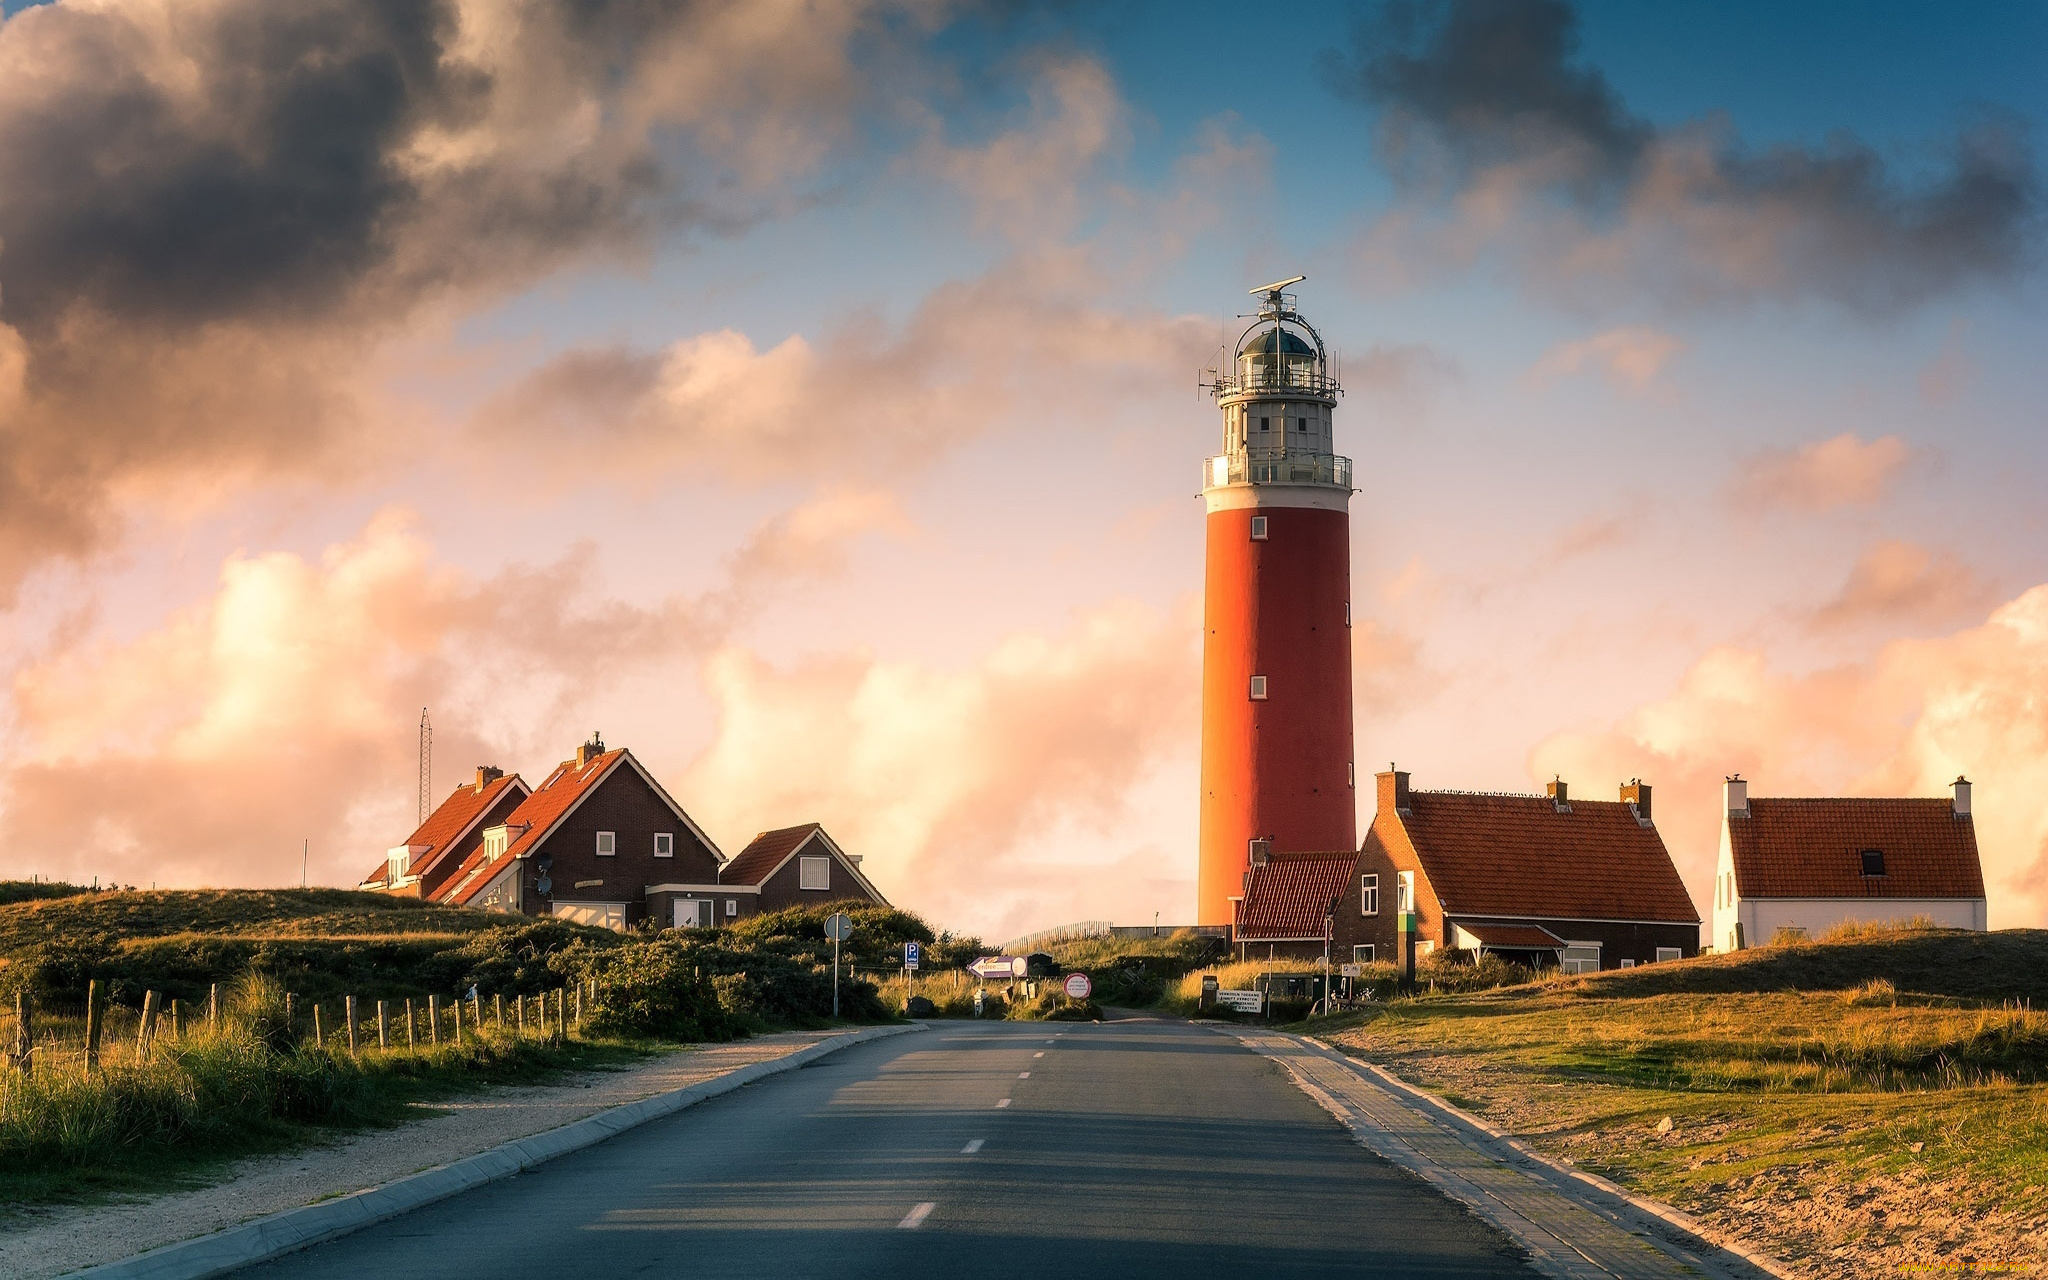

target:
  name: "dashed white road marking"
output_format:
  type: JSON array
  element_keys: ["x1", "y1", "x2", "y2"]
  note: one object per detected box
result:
[
  {"x1": 898, "y1": 1202, "x2": 936, "y2": 1230},
  {"x1": 1018, "y1": 1071, "x2": 1031, "y2": 1078},
  {"x1": 962, "y1": 1139, "x2": 985, "y2": 1154},
  {"x1": 996, "y1": 1098, "x2": 1012, "y2": 1108}
]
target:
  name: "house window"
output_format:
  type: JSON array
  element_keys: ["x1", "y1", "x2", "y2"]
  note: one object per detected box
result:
[
  {"x1": 1397, "y1": 870, "x2": 1415, "y2": 914},
  {"x1": 1655, "y1": 947, "x2": 1682, "y2": 963},
  {"x1": 654, "y1": 832, "x2": 674, "y2": 858},
  {"x1": 1249, "y1": 516, "x2": 1268, "y2": 541},
  {"x1": 725, "y1": 898, "x2": 738, "y2": 917},
  {"x1": 1249, "y1": 675, "x2": 1268, "y2": 700},
  {"x1": 1352, "y1": 945, "x2": 1375, "y2": 963},
  {"x1": 1860, "y1": 849, "x2": 1886, "y2": 877},
  {"x1": 1560, "y1": 942, "x2": 1601, "y2": 974},
  {"x1": 596, "y1": 831, "x2": 616, "y2": 856},
  {"x1": 1361, "y1": 874, "x2": 1379, "y2": 916},
  {"x1": 800, "y1": 855, "x2": 830, "y2": 890},
  {"x1": 388, "y1": 848, "x2": 409, "y2": 880},
  {"x1": 483, "y1": 828, "x2": 508, "y2": 863},
  {"x1": 1619, "y1": 958, "x2": 1636, "y2": 969}
]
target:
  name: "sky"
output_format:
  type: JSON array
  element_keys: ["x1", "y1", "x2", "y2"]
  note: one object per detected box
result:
[{"x1": 0, "y1": 0, "x2": 2043, "y2": 944}]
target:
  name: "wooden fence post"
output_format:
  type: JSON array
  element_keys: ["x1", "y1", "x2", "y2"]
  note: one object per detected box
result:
[
  {"x1": 406, "y1": 998, "x2": 416, "y2": 1048},
  {"x1": 494, "y1": 992, "x2": 504, "y2": 1028},
  {"x1": 208, "y1": 983, "x2": 219, "y2": 1030},
  {"x1": 170, "y1": 998, "x2": 181, "y2": 1040},
  {"x1": 574, "y1": 984, "x2": 582, "y2": 1031},
  {"x1": 452, "y1": 996, "x2": 463, "y2": 1046},
  {"x1": 554, "y1": 989, "x2": 564, "y2": 1044},
  {"x1": 138, "y1": 990, "x2": 160, "y2": 1062},
  {"x1": 83, "y1": 979, "x2": 102, "y2": 1075},
  {"x1": 312, "y1": 1003, "x2": 324, "y2": 1050},
  {"x1": 285, "y1": 992, "x2": 296, "y2": 1038},
  {"x1": 470, "y1": 992, "x2": 481, "y2": 1037},
  {"x1": 429, "y1": 995, "x2": 441, "y2": 1046},
  {"x1": 14, "y1": 990, "x2": 32, "y2": 1077},
  {"x1": 516, "y1": 994, "x2": 525, "y2": 1036},
  {"x1": 345, "y1": 995, "x2": 359, "y2": 1056},
  {"x1": 377, "y1": 1000, "x2": 389, "y2": 1049}
]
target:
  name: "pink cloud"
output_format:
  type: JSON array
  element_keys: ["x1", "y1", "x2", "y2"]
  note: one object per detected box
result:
[
  {"x1": 1535, "y1": 582, "x2": 2048, "y2": 927},
  {"x1": 1808, "y1": 540, "x2": 1997, "y2": 632},
  {"x1": 1527, "y1": 326, "x2": 1684, "y2": 392},
  {"x1": 1727, "y1": 432, "x2": 1914, "y2": 512}
]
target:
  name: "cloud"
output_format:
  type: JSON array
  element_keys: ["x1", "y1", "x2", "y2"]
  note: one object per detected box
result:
[
  {"x1": 1528, "y1": 325, "x2": 1683, "y2": 391},
  {"x1": 1807, "y1": 540, "x2": 1997, "y2": 632},
  {"x1": 677, "y1": 597, "x2": 1202, "y2": 941},
  {"x1": 1726, "y1": 432, "x2": 1913, "y2": 513},
  {"x1": 1535, "y1": 582, "x2": 2048, "y2": 927},
  {"x1": 0, "y1": 0, "x2": 947, "y2": 598},
  {"x1": 1328, "y1": 0, "x2": 2040, "y2": 310},
  {"x1": 474, "y1": 254, "x2": 1222, "y2": 488}
]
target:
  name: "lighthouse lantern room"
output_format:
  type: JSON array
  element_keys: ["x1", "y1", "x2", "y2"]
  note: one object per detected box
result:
[{"x1": 1197, "y1": 277, "x2": 1357, "y2": 927}]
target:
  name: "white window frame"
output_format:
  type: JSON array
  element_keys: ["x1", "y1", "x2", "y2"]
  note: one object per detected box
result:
[
  {"x1": 1655, "y1": 946, "x2": 1682, "y2": 963},
  {"x1": 596, "y1": 830, "x2": 616, "y2": 857},
  {"x1": 483, "y1": 827, "x2": 508, "y2": 863},
  {"x1": 1361, "y1": 874, "x2": 1379, "y2": 916},
  {"x1": 1352, "y1": 944, "x2": 1375, "y2": 963},
  {"x1": 654, "y1": 832, "x2": 674, "y2": 858},
  {"x1": 1249, "y1": 675, "x2": 1268, "y2": 701},
  {"x1": 1249, "y1": 516, "x2": 1268, "y2": 541},
  {"x1": 1560, "y1": 942, "x2": 1601, "y2": 974},
  {"x1": 1396, "y1": 870, "x2": 1415, "y2": 914},
  {"x1": 388, "y1": 848, "x2": 409, "y2": 880},
  {"x1": 1619, "y1": 958, "x2": 1636, "y2": 969},
  {"x1": 799, "y1": 855, "x2": 831, "y2": 891},
  {"x1": 725, "y1": 898, "x2": 738, "y2": 918}
]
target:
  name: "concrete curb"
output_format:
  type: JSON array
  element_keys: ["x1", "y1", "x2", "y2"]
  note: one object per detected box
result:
[
  {"x1": 73, "y1": 1023, "x2": 926, "y2": 1280},
  {"x1": 1296, "y1": 1034, "x2": 1795, "y2": 1280}
]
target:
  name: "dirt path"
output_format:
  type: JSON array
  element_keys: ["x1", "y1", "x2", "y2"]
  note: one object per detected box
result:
[{"x1": 0, "y1": 1030, "x2": 847, "y2": 1278}]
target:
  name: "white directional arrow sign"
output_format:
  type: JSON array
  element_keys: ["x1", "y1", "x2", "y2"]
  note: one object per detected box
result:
[{"x1": 968, "y1": 955, "x2": 1027, "y2": 979}]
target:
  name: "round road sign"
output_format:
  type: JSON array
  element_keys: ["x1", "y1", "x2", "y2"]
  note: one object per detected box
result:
[
  {"x1": 824, "y1": 912, "x2": 854, "y2": 942},
  {"x1": 1063, "y1": 972, "x2": 1092, "y2": 1000}
]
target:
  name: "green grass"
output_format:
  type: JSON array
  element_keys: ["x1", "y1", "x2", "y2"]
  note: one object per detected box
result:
[{"x1": 1305, "y1": 926, "x2": 2048, "y2": 1262}]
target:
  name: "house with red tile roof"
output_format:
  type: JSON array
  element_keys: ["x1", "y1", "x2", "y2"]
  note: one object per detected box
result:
[
  {"x1": 1709, "y1": 775, "x2": 1986, "y2": 952},
  {"x1": 1357, "y1": 768, "x2": 1701, "y2": 972},
  {"x1": 1233, "y1": 851, "x2": 1363, "y2": 962},
  {"x1": 434, "y1": 735, "x2": 724, "y2": 931},
  {"x1": 713, "y1": 823, "x2": 888, "y2": 919},
  {"x1": 360, "y1": 767, "x2": 530, "y2": 900}
]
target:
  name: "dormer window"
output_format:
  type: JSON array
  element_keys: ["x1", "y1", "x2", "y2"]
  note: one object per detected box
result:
[
  {"x1": 1860, "y1": 849, "x2": 1886, "y2": 877},
  {"x1": 387, "y1": 848, "x2": 410, "y2": 880},
  {"x1": 482, "y1": 827, "x2": 508, "y2": 863}
]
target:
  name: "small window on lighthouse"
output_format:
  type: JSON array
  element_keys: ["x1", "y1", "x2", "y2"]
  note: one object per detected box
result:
[
  {"x1": 1249, "y1": 675, "x2": 1268, "y2": 701},
  {"x1": 1249, "y1": 516, "x2": 1268, "y2": 541},
  {"x1": 1259, "y1": 417, "x2": 1270, "y2": 431}
]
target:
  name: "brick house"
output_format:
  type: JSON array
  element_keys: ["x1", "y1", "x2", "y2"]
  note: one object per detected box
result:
[
  {"x1": 435, "y1": 736, "x2": 724, "y2": 931},
  {"x1": 717, "y1": 823, "x2": 889, "y2": 914},
  {"x1": 1232, "y1": 851, "x2": 1367, "y2": 962},
  {"x1": 1710, "y1": 775, "x2": 1987, "y2": 951},
  {"x1": 359, "y1": 767, "x2": 530, "y2": 900},
  {"x1": 1356, "y1": 769, "x2": 1700, "y2": 972}
]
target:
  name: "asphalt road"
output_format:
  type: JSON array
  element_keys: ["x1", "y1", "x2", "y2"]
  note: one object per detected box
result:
[{"x1": 247, "y1": 1018, "x2": 1537, "y2": 1278}]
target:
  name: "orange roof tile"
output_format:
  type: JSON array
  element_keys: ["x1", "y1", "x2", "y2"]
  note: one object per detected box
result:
[
  {"x1": 720, "y1": 823, "x2": 823, "y2": 887},
  {"x1": 1237, "y1": 853, "x2": 1357, "y2": 940},
  {"x1": 1730, "y1": 797, "x2": 1983, "y2": 899},
  {"x1": 439, "y1": 749, "x2": 626, "y2": 905},
  {"x1": 361, "y1": 772, "x2": 525, "y2": 887},
  {"x1": 1397, "y1": 791, "x2": 1698, "y2": 924}
]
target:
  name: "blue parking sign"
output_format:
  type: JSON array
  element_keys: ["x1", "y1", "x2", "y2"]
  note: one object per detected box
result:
[{"x1": 904, "y1": 940, "x2": 921, "y2": 970}]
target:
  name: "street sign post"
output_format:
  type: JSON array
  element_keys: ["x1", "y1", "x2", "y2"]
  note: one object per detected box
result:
[
  {"x1": 1063, "y1": 972, "x2": 1092, "y2": 1001},
  {"x1": 825, "y1": 913, "x2": 854, "y2": 1017},
  {"x1": 1340, "y1": 963, "x2": 1362, "y2": 978},
  {"x1": 1216, "y1": 989, "x2": 1263, "y2": 1013},
  {"x1": 903, "y1": 940, "x2": 920, "y2": 970}
]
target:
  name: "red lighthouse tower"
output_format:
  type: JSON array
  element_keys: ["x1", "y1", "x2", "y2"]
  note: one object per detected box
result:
[{"x1": 1197, "y1": 277, "x2": 1355, "y2": 927}]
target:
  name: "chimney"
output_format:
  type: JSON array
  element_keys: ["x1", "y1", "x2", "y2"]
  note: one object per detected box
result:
[
  {"x1": 1620, "y1": 779, "x2": 1652, "y2": 823},
  {"x1": 575, "y1": 732, "x2": 605, "y2": 769},
  {"x1": 1953, "y1": 775, "x2": 1972, "y2": 818},
  {"x1": 1248, "y1": 838, "x2": 1271, "y2": 868},
  {"x1": 474, "y1": 765, "x2": 504, "y2": 793},
  {"x1": 1724, "y1": 774, "x2": 1749, "y2": 817},
  {"x1": 1377, "y1": 766, "x2": 1412, "y2": 816},
  {"x1": 1545, "y1": 777, "x2": 1569, "y2": 811}
]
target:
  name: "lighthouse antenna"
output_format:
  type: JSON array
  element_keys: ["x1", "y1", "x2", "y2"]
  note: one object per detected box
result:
[{"x1": 1250, "y1": 274, "x2": 1306, "y2": 299}]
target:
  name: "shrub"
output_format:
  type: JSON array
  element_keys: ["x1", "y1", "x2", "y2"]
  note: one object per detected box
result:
[{"x1": 579, "y1": 941, "x2": 739, "y2": 1041}]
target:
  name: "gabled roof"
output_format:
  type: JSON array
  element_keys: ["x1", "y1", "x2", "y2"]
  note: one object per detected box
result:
[
  {"x1": 719, "y1": 823, "x2": 888, "y2": 903},
  {"x1": 1730, "y1": 797, "x2": 1984, "y2": 900},
  {"x1": 1388, "y1": 790, "x2": 1699, "y2": 924},
  {"x1": 1236, "y1": 852, "x2": 1356, "y2": 941},
  {"x1": 360, "y1": 773, "x2": 527, "y2": 887}
]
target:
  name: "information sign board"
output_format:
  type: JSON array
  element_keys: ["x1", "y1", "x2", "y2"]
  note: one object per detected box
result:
[
  {"x1": 904, "y1": 940, "x2": 921, "y2": 970},
  {"x1": 969, "y1": 955, "x2": 1026, "y2": 979},
  {"x1": 1339, "y1": 963, "x2": 1362, "y2": 978},
  {"x1": 1063, "y1": 972, "x2": 1092, "y2": 1000},
  {"x1": 1215, "y1": 989, "x2": 1264, "y2": 1013}
]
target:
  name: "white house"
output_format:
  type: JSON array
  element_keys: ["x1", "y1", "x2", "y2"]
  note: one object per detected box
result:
[{"x1": 1710, "y1": 775, "x2": 1987, "y2": 951}]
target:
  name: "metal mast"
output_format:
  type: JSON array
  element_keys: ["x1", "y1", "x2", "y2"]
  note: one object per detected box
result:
[{"x1": 417, "y1": 707, "x2": 433, "y2": 825}]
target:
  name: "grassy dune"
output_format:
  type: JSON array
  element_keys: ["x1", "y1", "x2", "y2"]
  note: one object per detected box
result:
[{"x1": 1310, "y1": 926, "x2": 2048, "y2": 1278}]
